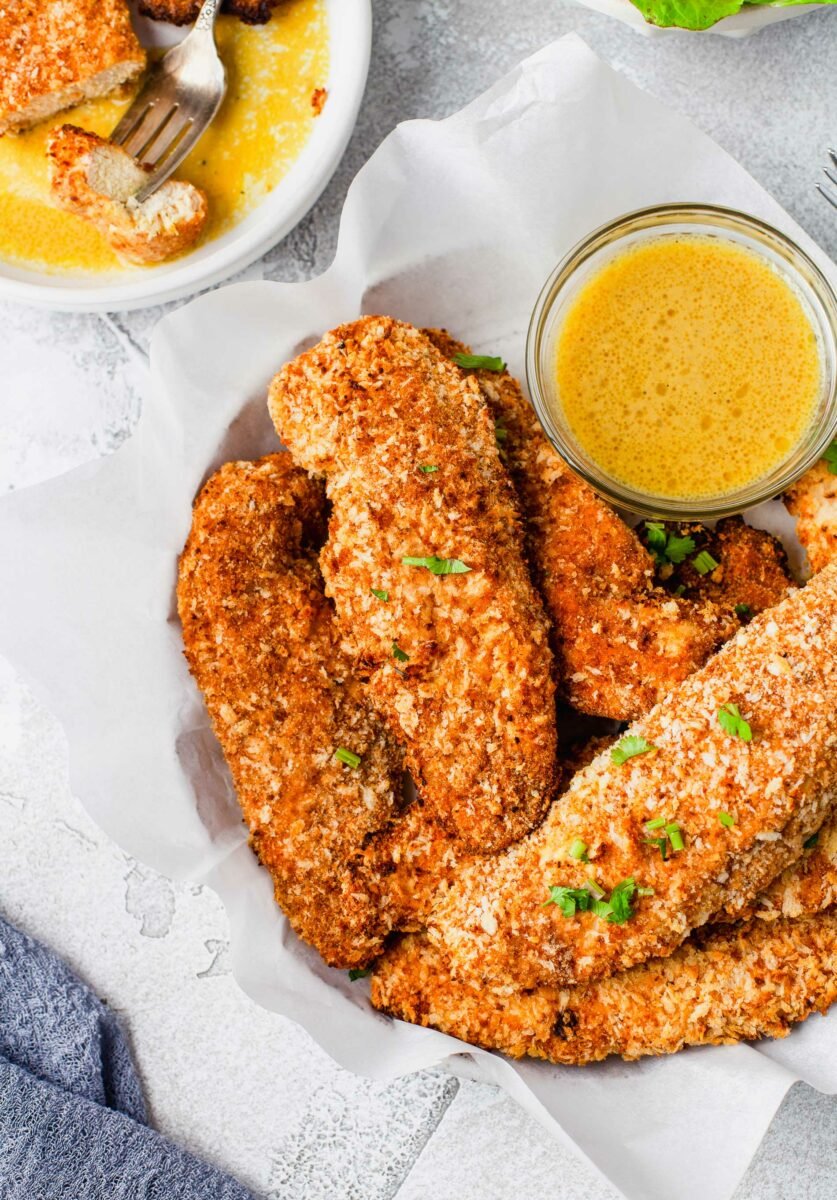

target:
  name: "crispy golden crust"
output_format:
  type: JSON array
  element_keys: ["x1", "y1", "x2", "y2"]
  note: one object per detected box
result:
[
  {"x1": 138, "y1": 0, "x2": 280, "y2": 24},
  {"x1": 268, "y1": 317, "x2": 559, "y2": 853},
  {"x1": 746, "y1": 815, "x2": 837, "y2": 921},
  {"x1": 427, "y1": 566, "x2": 837, "y2": 991},
  {"x1": 785, "y1": 460, "x2": 837, "y2": 576},
  {"x1": 371, "y1": 911, "x2": 837, "y2": 1064},
  {"x1": 47, "y1": 125, "x2": 208, "y2": 265},
  {"x1": 0, "y1": 0, "x2": 145, "y2": 136},
  {"x1": 177, "y1": 455, "x2": 406, "y2": 968},
  {"x1": 649, "y1": 517, "x2": 795, "y2": 615},
  {"x1": 425, "y1": 330, "x2": 740, "y2": 722}
]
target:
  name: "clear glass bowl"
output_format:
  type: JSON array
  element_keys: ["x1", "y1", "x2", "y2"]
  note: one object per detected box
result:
[{"x1": 526, "y1": 203, "x2": 837, "y2": 520}]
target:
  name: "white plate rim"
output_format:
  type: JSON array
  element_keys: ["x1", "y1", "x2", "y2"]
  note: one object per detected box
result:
[{"x1": 0, "y1": 0, "x2": 371, "y2": 312}]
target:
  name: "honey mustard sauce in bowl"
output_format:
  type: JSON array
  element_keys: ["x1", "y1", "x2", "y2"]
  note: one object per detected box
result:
[{"x1": 527, "y1": 205, "x2": 837, "y2": 520}]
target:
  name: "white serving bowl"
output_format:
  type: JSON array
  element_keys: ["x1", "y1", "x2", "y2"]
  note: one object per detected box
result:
[
  {"x1": 0, "y1": 0, "x2": 371, "y2": 312},
  {"x1": 576, "y1": 0, "x2": 822, "y2": 37}
]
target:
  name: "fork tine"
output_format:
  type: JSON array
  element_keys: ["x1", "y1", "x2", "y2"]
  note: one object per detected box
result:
[
  {"x1": 141, "y1": 109, "x2": 194, "y2": 169},
  {"x1": 121, "y1": 102, "x2": 178, "y2": 163},
  {"x1": 132, "y1": 120, "x2": 207, "y2": 204},
  {"x1": 830, "y1": 149, "x2": 837, "y2": 169},
  {"x1": 110, "y1": 73, "x2": 170, "y2": 147},
  {"x1": 823, "y1": 166, "x2": 837, "y2": 190},
  {"x1": 816, "y1": 183, "x2": 837, "y2": 211}
]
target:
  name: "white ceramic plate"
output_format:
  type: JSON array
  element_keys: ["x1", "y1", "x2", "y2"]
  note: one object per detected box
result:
[
  {"x1": 0, "y1": 0, "x2": 371, "y2": 312},
  {"x1": 576, "y1": 0, "x2": 822, "y2": 36}
]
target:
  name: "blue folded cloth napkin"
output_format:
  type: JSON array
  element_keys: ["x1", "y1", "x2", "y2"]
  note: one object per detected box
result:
[{"x1": 0, "y1": 914, "x2": 255, "y2": 1199}]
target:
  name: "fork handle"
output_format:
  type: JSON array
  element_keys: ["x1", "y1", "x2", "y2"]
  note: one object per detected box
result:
[{"x1": 195, "y1": 0, "x2": 221, "y2": 33}]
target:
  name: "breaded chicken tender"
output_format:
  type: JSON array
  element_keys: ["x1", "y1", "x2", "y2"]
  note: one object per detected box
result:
[
  {"x1": 268, "y1": 317, "x2": 559, "y2": 853},
  {"x1": 427, "y1": 565, "x2": 837, "y2": 991},
  {"x1": 746, "y1": 817, "x2": 837, "y2": 921},
  {"x1": 785, "y1": 459, "x2": 837, "y2": 575},
  {"x1": 177, "y1": 455, "x2": 404, "y2": 969},
  {"x1": 371, "y1": 911, "x2": 837, "y2": 1064},
  {"x1": 0, "y1": 0, "x2": 145, "y2": 137},
  {"x1": 646, "y1": 516, "x2": 795, "y2": 615},
  {"x1": 426, "y1": 331, "x2": 739, "y2": 721},
  {"x1": 48, "y1": 125, "x2": 208, "y2": 265}
]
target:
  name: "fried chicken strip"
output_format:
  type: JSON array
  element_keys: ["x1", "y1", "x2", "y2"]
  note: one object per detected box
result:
[
  {"x1": 785, "y1": 459, "x2": 837, "y2": 575},
  {"x1": 177, "y1": 454, "x2": 404, "y2": 968},
  {"x1": 371, "y1": 911, "x2": 837, "y2": 1064},
  {"x1": 644, "y1": 517, "x2": 795, "y2": 616},
  {"x1": 425, "y1": 331, "x2": 739, "y2": 721},
  {"x1": 268, "y1": 317, "x2": 559, "y2": 853},
  {"x1": 426, "y1": 565, "x2": 837, "y2": 991}
]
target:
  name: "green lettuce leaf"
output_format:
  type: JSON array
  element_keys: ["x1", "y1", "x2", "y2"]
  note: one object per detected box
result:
[{"x1": 629, "y1": 0, "x2": 834, "y2": 31}]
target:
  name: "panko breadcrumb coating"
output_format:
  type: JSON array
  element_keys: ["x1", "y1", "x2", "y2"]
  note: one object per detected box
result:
[
  {"x1": 371, "y1": 911, "x2": 837, "y2": 1064},
  {"x1": 268, "y1": 317, "x2": 559, "y2": 853},
  {"x1": 177, "y1": 455, "x2": 405, "y2": 969},
  {"x1": 0, "y1": 0, "x2": 145, "y2": 137},
  {"x1": 427, "y1": 564, "x2": 837, "y2": 991},
  {"x1": 785, "y1": 459, "x2": 837, "y2": 576},
  {"x1": 48, "y1": 125, "x2": 208, "y2": 265},
  {"x1": 647, "y1": 517, "x2": 795, "y2": 615},
  {"x1": 426, "y1": 331, "x2": 740, "y2": 721}
]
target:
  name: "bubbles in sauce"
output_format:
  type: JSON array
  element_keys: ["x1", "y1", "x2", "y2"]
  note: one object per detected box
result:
[{"x1": 554, "y1": 236, "x2": 822, "y2": 501}]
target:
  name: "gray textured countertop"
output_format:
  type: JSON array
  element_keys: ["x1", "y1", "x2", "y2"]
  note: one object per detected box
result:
[{"x1": 2, "y1": 2, "x2": 837, "y2": 1197}]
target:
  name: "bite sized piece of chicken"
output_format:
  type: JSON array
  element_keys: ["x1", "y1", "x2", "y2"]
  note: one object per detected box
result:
[
  {"x1": 47, "y1": 125, "x2": 207, "y2": 265},
  {"x1": 0, "y1": 1, "x2": 145, "y2": 137},
  {"x1": 642, "y1": 516, "x2": 795, "y2": 617},
  {"x1": 425, "y1": 330, "x2": 739, "y2": 722},
  {"x1": 426, "y1": 565, "x2": 837, "y2": 992},
  {"x1": 371, "y1": 910, "x2": 837, "y2": 1065},
  {"x1": 139, "y1": 0, "x2": 280, "y2": 23},
  {"x1": 268, "y1": 317, "x2": 559, "y2": 854},
  {"x1": 177, "y1": 454, "x2": 405, "y2": 969},
  {"x1": 785, "y1": 459, "x2": 837, "y2": 575}
]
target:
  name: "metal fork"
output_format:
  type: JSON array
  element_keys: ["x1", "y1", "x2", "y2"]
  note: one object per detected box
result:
[
  {"x1": 817, "y1": 149, "x2": 837, "y2": 211},
  {"x1": 110, "y1": 0, "x2": 226, "y2": 204}
]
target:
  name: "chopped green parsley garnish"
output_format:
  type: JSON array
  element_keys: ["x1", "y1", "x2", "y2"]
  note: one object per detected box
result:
[
  {"x1": 402, "y1": 555, "x2": 472, "y2": 575},
  {"x1": 644, "y1": 817, "x2": 685, "y2": 856},
  {"x1": 348, "y1": 967, "x2": 371, "y2": 981},
  {"x1": 718, "y1": 702, "x2": 752, "y2": 743},
  {"x1": 734, "y1": 603, "x2": 752, "y2": 620},
  {"x1": 719, "y1": 811, "x2": 736, "y2": 829},
  {"x1": 804, "y1": 832, "x2": 820, "y2": 850},
  {"x1": 665, "y1": 821, "x2": 685, "y2": 852},
  {"x1": 335, "y1": 747, "x2": 361, "y2": 769},
  {"x1": 544, "y1": 877, "x2": 651, "y2": 924},
  {"x1": 494, "y1": 421, "x2": 509, "y2": 444},
  {"x1": 453, "y1": 352, "x2": 506, "y2": 372},
  {"x1": 825, "y1": 439, "x2": 837, "y2": 475},
  {"x1": 568, "y1": 838, "x2": 589, "y2": 862},
  {"x1": 644, "y1": 522, "x2": 696, "y2": 566},
  {"x1": 692, "y1": 549, "x2": 720, "y2": 576},
  {"x1": 370, "y1": 588, "x2": 389, "y2": 602},
  {"x1": 611, "y1": 735, "x2": 657, "y2": 765},
  {"x1": 418, "y1": 465, "x2": 439, "y2": 474},
  {"x1": 392, "y1": 641, "x2": 410, "y2": 663}
]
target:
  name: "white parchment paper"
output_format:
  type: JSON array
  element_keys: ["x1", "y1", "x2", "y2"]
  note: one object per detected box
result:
[{"x1": 1, "y1": 36, "x2": 836, "y2": 1200}]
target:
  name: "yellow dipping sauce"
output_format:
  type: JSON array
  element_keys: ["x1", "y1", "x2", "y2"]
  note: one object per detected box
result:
[
  {"x1": 555, "y1": 236, "x2": 822, "y2": 502},
  {"x1": 0, "y1": 0, "x2": 328, "y2": 274}
]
